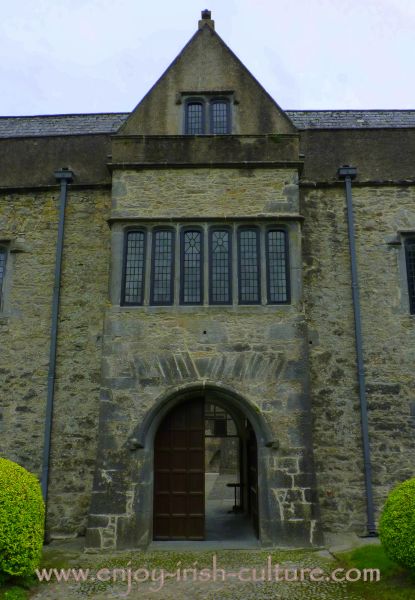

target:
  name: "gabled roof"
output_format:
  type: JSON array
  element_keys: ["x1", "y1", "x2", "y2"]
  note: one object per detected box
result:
[
  {"x1": 0, "y1": 110, "x2": 415, "y2": 139},
  {"x1": 117, "y1": 21, "x2": 297, "y2": 136}
]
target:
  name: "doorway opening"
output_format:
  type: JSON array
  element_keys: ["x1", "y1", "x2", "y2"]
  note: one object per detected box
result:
[
  {"x1": 205, "y1": 401, "x2": 257, "y2": 541},
  {"x1": 153, "y1": 396, "x2": 259, "y2": 542}
]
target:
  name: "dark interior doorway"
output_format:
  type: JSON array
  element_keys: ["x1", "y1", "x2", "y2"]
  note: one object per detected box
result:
[{"x1": 153, "y1": 396, "x2": 258, "y2": 541}]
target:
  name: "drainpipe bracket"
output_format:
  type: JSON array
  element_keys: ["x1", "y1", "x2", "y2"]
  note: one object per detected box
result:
[
  {"x1": 338, "y1": 166, "x2": 357, "y2": 180},
  {"x1": 54, "y1": 168, "x2": 74, "y2": 182}
]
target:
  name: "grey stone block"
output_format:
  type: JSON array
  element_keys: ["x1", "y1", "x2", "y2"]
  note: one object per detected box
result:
[
  {"x1": 366, "y1": 383, "x2": 401, "y2": 395},
  {"x1": 85, "y1": 528, "x2": 102, "y2": 549},
  {"x1": 89, "y1": 491, "x2": 127, "y2": 514},
  {"x1": 287, "y1": 393, "x2": 310, "y2": 411},
  {"x1": 88, "y1": 515, "x2": 110, "y2": 528},
  {"x1": 274, "y1": 471, "x2": 293, "y2": 487}
]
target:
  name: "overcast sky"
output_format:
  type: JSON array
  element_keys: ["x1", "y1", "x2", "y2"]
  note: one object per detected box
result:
[{"x1": 1, "y1": 0, "x2": 414, "y2": 116}]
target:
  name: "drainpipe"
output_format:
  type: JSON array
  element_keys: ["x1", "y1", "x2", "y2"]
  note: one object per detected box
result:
[
  {"x1": 41, "y1": 168, "x2": 74, "y2": 503},
  {"x1": 338, "y1": 165, "x2": 377, "y2": 536}
]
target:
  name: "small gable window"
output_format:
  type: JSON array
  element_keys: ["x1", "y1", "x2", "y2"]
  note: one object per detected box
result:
[
  {"x1": 184, "y1": 96, "x2": 231, "y2": 134},
  {"x1": 211, "y1": 99, "x2": 230, "y2": 134},
  {"x1": 185, "y1": 101, "x2": 204, "y2": 135}
]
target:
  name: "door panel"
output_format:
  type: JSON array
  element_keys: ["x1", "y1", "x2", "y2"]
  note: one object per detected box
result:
[{"x1": 153, "y1": 398, "x2": 205, "y2": 540}]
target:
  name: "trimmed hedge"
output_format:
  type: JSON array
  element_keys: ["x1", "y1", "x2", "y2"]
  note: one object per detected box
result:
[
  {"x1": 0, "y1": 458, "x2": 45, "y2": 579},
  {"x1": 379, "y1": 477, "x2": 415, "y2": 573}
]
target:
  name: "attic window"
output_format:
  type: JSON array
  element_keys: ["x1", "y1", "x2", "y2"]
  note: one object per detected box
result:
[
  {"x1": 184, "y1": 96, "x2": 231, "y2": 134},
  {"x1": 186, "y1": 102, "x2": 204, "y2": 134},
  {"x1": 211, "y1": 100, "x2": 230, "y2": 134}
]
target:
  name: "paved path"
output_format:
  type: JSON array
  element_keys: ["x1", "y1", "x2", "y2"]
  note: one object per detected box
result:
[{"x1": 30, "y1": 547, "x2": 365, "y2": 599}]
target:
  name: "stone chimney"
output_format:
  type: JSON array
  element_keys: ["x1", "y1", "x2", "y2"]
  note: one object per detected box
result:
[{"x1": 198, "y1": 9, "x2": 215, "y2": 30}]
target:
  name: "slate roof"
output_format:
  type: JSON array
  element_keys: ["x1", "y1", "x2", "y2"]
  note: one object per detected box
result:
[
  {"x1": 0, "y1": 110, "x2": 415, "y2": 138},
  {"x1": 286, "y1": 110, "x2": 415, "y2": 130},
  {"x1": 0, "y1": 113, "x2": 129, "y2": 138}
]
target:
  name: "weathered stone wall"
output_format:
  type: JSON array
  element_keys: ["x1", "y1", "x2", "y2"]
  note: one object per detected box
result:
[
  {"x1": 86, "y1": 164, "x2": 321, "y2": 549},
  {"x1": 0, "y1": 187, "x2": 111, "y2": 538},
  {"x1": 111, "y1": 167, "x2": 300, "y2": 218},
  {"x1": 0, "y1": 191, "x2": 58, "y2": 471},
  {"x1": 302, "y1": 183, "x2": 415, "y2": 535}
]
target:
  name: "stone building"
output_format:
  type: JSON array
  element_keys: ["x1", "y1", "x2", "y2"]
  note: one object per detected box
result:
[{"x1": 1, "y1": 11, "x2": 414, "y2": 550}]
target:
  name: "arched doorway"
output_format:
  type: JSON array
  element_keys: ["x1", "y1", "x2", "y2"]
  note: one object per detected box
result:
[{"x1": 153, "y1": 395, "x2": 259, "y2": 541}]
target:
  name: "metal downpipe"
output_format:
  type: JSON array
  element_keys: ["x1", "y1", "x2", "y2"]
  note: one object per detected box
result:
[
  {"x1": 41, "y1": 168, "x2": 73, "y2": 504},
  {"x1": 338, "y1": 165, "x2": 377, "y2": 536}
]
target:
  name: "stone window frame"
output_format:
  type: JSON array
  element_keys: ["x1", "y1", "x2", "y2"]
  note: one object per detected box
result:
[
  {"x1": 237, "y1": 226, "x2": 261, "y2": 305},
  {"x1": 0, "y1": 243, "x2": 8, "y2": 312},
  {"x1": 180, "y1": 226, "x2": 204, "y2": 305},
  {"x1": 150, "y1": 227, "x2": 176, "y2": 306},
  {"x1": 208, "y1": 226, "x2": 233, "y2": 305},
  {"x1": 120, "y1": 228, "x2": 147, "y2": 306},
  {"x1": 119, "y1": 222, "x2": 292, "y2": 307},
  {"x1": 183, "y1": 94, "x2": 232, "y2": 135},
  {"x1": 265, "y1": 228, "x2": 291, "y2": 305},
  {"x1": 404, "y1": 236, "x2": 415, "y2": 315}
]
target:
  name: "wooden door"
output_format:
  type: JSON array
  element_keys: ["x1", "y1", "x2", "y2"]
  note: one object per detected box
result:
[
  {"x1": 247, "y1": 421, "x2": 259, "y2": 537},
  {"x1": 153, "y1": 399, "x2": 205, "y2": 540}
]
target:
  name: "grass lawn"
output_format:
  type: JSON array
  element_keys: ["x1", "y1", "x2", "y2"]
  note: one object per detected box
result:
[{"x1": 337, "y1": 545, "x2": 415, "y2": 599}]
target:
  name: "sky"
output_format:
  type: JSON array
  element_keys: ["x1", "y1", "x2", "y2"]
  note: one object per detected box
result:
[{"x1": 1, "y1": 0, "x2": 414, "y2": 116}]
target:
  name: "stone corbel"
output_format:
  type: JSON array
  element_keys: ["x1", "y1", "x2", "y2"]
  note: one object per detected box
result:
[
  {"x1": 265, "y1": 439, "x2": 280, "y2": 450},
  {"x1": 127, "y1": 438, "x2": 144, "y2": 451},
  {"x1": 9, "y1": 238, "x2": 32, "y2": 253}
]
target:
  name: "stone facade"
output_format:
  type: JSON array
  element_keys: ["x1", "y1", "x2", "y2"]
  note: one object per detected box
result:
[
  {"x1": 0, "y1": 188, "x2": 111, "y2": 537},
  {"x1": 303, "y1": 184, "x2": 415, "y2": 534},
  {"x1": 0, "y1": 12, "x2": 414, "y2": 549}
]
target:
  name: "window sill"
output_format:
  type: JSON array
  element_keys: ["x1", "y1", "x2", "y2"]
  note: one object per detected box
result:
[{"x1": 113, "y1": 303, "x2": 296, "y2": 314}]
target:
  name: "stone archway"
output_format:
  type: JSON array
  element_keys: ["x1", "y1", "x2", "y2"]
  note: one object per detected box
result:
[
  {"x1": 127, "y1": 382, "x2": 278, "y2": 546},
  {"x1": 86, "y1": 381, "x2": 321, "y2": 550}
]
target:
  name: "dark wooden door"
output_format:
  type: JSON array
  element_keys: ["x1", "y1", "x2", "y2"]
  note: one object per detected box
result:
[
  {"x1": 153, "y1": 399, "x2": 205, "y2": 540},
  {"x1": 247, "y1": 422, "x2": 259, "y2": 538}
]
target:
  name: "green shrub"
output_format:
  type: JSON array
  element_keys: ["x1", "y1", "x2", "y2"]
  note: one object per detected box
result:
[
  {"x1": 379, "y1": 477, "x2": 415, "y2": 573},
  {"x1": 0, "y1": 458, "x2": 44, "y2": 579}
]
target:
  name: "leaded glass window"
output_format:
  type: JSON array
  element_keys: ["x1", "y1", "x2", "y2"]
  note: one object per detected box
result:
[
  {"x1": 151, "y1": 230, "x2": 175, "y2": 305},
  {"x1": 120, "y1": 224, "x2": 292, "y2": 307},
  {"x1": 211, "y1": 100, "x2": 230, "y2": 134},
  {"x1": 0, "y1": 246, "x2": 7, "y2": 308},
  {"x1": 209, "y1": 229, "x2": 232, "y2": 304},
  {"x1": 122, "y1": 231, "x2": 146, "y2": 305},
  {"x1": 238, "y1": 228, "x2": 260, "y2": 304},
  {"x1": 405, "y1": 237, "x2": 415, "y2": 314},
  {"x1": 185, "y1": 102, "x2": 204, "y2": 135},
  {"x1": 181, "y1": 230, "x2": 203, "y2": 304},
  {"x1": 266, "y1": 229, "x2": 289, "y2": 304}
]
